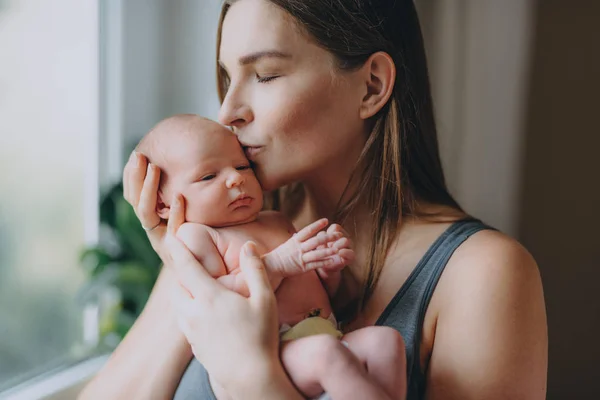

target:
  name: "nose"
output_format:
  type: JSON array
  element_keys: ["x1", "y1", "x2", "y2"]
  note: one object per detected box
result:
[
  {"x1": 218, "y1": 82, "x2": 253, "y2": 131},
  {"x1": 225, "y1": 169, "x2": 244, "y2": 189}
]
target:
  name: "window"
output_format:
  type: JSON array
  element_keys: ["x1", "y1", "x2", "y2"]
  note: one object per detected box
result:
[
  {"x1": 0, "y1": 0, "x2": 222, "y2": 394},
  {"x1": 0, "y1": 0, "x2": 100, "y2": 391}
]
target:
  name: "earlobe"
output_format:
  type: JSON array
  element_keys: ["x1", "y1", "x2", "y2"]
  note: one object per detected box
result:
[{"x1": 359, "y1": 51, "x2": 396, "y2": 120}]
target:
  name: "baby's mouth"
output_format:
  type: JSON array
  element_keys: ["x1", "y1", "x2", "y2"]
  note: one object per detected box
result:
[{"x1": 230, "y1": 193, "x2": 253, "y2": 208}]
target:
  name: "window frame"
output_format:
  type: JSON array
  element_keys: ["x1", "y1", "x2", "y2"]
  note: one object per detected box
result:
[{"x1": 0, "y1": 0, "x2": 125, "y2": 397}]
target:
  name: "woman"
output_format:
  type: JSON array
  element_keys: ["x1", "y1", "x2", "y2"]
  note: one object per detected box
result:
[{"x1": 80, "y1": 0, "x2": 547, "y2": 399}]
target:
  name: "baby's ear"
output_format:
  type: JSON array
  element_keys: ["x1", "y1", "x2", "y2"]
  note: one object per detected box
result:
[{"x1": 156, "y1": 190, "x2": 170, "y2": 219}]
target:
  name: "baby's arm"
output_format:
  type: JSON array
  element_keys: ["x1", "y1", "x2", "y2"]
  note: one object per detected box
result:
[
  {"x1": 280, "y1": 327, "x2": 406, "y2": 400},
  {"x1": 176, "y1": 222, "x2": 227, "y2": 279},
  {"x1": 177, "y1": 223, "x2": 252, "y2": 296}
]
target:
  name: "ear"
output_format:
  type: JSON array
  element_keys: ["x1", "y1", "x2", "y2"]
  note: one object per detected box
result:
[
  {"x1": 358, "y1": 51, "x2": 396, "y2": 120},
  {"x1": 156, "y1": 190, "x2": 170, "y2": 220}
]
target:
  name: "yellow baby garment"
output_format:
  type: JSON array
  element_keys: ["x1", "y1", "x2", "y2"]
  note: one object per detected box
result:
[{"x1": 280, "y1": 315, "x2": 343, "y2": 342}]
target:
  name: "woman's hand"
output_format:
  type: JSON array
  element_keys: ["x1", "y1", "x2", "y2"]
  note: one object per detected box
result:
[
  {"x1": 123, "y1": 151, "x2": 167, "y2": 259},
  {"x1": 165, "y1": 194, "x2": 303, "y2": 399}
]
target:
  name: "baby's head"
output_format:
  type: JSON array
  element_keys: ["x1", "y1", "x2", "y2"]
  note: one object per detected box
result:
[{"x1": 137, "y1": 114, "x2": 263, "y2": 227}]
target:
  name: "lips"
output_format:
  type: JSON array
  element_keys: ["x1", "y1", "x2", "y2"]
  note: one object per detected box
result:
[
  {"x1": 242, "y1": 145, "x2": 264, "y2": 160},
  {"x1": 230, "y1": 193, "x2": 253, "y2": 208}
]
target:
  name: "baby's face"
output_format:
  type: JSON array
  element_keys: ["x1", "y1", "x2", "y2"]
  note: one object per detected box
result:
[{"x1": 162, "y1": 124, "x2": 263, "y2": 227}]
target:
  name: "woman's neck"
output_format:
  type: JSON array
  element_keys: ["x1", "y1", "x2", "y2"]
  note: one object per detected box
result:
[{"x1": 295, "y1": 162, "x2": 373, "y2": 260}]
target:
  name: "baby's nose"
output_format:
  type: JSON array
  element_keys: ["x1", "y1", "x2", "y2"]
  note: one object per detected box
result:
[{"x1": 226, "y1": 170, "x2": 244, "y2": 188}]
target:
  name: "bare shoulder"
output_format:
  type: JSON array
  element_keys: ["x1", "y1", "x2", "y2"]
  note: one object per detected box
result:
[
  {"x1": 427, "y1": 228, "x2": 548, "y2": 399},
  {"x1": 437, "y1": 228, "x2": 545, "y2": 331},
  {"x1": 442, "y1": 229, "x2": 541, "y2": 297}
]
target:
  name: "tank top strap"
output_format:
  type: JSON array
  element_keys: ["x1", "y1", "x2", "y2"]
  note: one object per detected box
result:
[{"x1": 376, "y1": 217, "x2": 494, "y2": 399}]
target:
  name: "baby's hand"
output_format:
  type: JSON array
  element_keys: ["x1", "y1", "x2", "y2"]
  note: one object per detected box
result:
[
  {"x1": 315, "y1": 223, "x2": 354, "y2": 298},
  {"x1": 315, "y1": 223, "x2": 354, "y2": 275},
  {"x1": 262, "y1": 219, "x2": 355, "y2": 279}
]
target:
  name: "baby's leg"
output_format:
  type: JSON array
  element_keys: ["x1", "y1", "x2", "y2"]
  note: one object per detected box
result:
[
  {"x1": 341, "y1": 326, "x2": 407, "y2": 399},
  {"x1": 280, "y1": 334, "x2": 392, "y2": 399}
]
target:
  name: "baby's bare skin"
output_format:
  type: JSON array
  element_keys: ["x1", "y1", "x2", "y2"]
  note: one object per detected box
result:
[{"x1": 178, "y1": 211, "x2": 334, "y2": 326}]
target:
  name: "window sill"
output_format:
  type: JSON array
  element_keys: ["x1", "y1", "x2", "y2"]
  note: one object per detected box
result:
[{"x1": 0, "y1": 355, "x2": 109, "y2": 400}]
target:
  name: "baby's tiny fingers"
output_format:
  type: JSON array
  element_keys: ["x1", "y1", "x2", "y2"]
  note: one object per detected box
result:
[
  {"x1": 302, "y1": 247, "x2": 338, "y2": 263},
  {"x1": 337, "y1": 248, "x2": 355, "y2": 265},
  {"x1": 332, "y1": 237, "x2": 353, "y2": 250},
  {"x1": 295, "y1": 218, "x2": 329, "y2": 241},
  {"x1": 305, "y1": 258, "x2": 338, "y2": 271},
  {"x1": 327, "y1": 224, "x2": 341, "y2": 234},
  {"x1": 300, "y1": 231, "x2": 343, "y2": 251}
]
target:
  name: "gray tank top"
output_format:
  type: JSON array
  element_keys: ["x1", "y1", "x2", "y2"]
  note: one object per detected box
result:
[{"x1": 174, "y1": 218, "x2": 491, "y2": 400}]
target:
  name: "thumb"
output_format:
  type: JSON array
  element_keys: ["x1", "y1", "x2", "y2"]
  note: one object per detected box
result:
[{"x1": 239, "y1": 241, "x2": 272, "y2": 300}]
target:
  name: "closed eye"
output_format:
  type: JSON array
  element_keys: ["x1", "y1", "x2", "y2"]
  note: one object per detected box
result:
[
  {"x1": 201, "y1": 174, "x2": 216, "y2": 181},
  {"x1": 256, "y1": 74, "x2": 279, "y2": 83},
  {"x1": 236, "y1": 165, "x2": 251, "y2": 171}
]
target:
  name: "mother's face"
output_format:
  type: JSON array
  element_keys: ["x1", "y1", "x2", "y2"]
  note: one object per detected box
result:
[{"x1": 218, "y1": 0, "x2": 367, "y2": 191}]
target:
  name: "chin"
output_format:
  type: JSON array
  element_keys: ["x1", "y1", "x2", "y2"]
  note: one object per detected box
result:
[
  {"x1": 255, "y1": 169, "x2": 293, "y2": 192},
  {"x1": 220, "y1": 212, "x2": 259, "y2": 227}
]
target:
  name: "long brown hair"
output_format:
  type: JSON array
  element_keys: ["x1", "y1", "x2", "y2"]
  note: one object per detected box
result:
[{"x1": 216, "y1": 0, "x2": 462, "y2": 311}]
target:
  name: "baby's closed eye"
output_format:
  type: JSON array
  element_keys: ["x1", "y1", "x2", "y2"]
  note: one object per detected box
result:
[{"x1": 199, "y1": 174, "x2": 216, "y2": 181}]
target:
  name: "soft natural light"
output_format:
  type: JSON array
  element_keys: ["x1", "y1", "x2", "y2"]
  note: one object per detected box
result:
[{"x1": 0, "y1": 0, "x2": 98, "y2": 391}]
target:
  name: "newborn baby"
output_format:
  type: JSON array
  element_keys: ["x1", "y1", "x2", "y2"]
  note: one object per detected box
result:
[{"x1": 137, "y1": 114, "x2": 406, "y2": 400}]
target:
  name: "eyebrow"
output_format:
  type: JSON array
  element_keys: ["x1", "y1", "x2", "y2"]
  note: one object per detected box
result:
[{"x1": 219, "y1": 50, "x2": 292, "y2": 70}]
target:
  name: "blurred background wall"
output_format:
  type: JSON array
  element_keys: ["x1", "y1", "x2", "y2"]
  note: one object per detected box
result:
[
  {"x1": 420, "y1": 1, "x2": 600, "y2": 398},
  {"x1": 518, "y1": 1, "x2": 600, "y2": 397}
]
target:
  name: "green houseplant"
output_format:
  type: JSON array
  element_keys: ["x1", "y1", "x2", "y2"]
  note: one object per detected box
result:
[{"x1": 78, "y1": 182, "x2": 161, "y2": 347}]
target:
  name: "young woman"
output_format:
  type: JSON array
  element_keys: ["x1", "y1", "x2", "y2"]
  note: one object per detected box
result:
[{"x1": 80, "y1": 1, "x2": 547, "y2": 399}]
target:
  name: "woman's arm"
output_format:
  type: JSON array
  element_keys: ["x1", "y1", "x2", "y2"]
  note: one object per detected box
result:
[
  {"x1": 78, "y1": 267, "x2": 193, "y2": 399},
  {"x1": 80, "y1": 152, "x2": 193, "y2": 399},
  {"x1": 425, "y1": 231, "x2": 548, "y2": 400}
]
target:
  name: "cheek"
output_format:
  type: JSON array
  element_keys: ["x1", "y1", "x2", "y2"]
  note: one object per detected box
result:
[
  {"x1": 260, "y1": 76, "x2": 360, "y2": 167},
  {"x1": 275, "y1": 77, "x2": 338, "y2": 140},
  {"x1": 181, "y1": 185, "x2": 218, "y2": 218}
]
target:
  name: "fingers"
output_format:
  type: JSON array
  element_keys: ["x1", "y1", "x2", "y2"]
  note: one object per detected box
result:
[
  {"x1": 300, "y1": 231, "x2": 343, "y2": 252},
  {"x1": 138, "y1": 163, "x2": 161, "y2": 228},
  {"x1": 294, "y1": 218, "x2": 328, "y2": 241},
  {"x1": 305, "y1": 258, "x2": 339, "y2": 271},
  {"x1": 217, "y1": 274, "x2": 250, "y2": 297},
  {"x1": 239, "y1": 242, "x2": 273, "y2": 303},
  {"x1": 167, "y1": 194, "x2": 186, "y2": 236},
  {"x1": 123, "y1": 152, "x2": 135, "y2": 203},
  {"x1": 332, "y1": 237, "x2": 353, "y2": 251},
  {"x1": 326, "y1": 224, "x2": 352, "y2": 248},
  {"x1": 337, "y1": 248, "x2": 356, "y2": 265},
  {"x1": 217, "y1": 274, "x2": 238, "y2": 291},
  {"x1": 327, "y1": 223, "x2": 348, "y2": 236},
  {"x1": 129, "y1": 152, "x2": 148, "y2": 207},
  {"x1": 302, "y1": 247, "x2": 338, "y2": 263}
]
